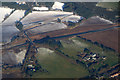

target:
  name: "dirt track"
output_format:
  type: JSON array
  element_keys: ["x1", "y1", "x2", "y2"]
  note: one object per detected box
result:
[{"x1": 6, "y1": 24, "x2": 120, "y2": 52}]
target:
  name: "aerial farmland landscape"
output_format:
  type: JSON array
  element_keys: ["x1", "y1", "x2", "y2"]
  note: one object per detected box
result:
[{"x1": 0, "y1": 1, "x2": 120, "y2": 79}]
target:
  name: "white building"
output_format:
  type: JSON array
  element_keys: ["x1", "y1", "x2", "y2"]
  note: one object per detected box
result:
[
  {"x1": 33, "y1": 7, "x2": 49, "y2": 11},
  {"x1": 52, "y1": 1, "x2": 64, "y2": 11}
]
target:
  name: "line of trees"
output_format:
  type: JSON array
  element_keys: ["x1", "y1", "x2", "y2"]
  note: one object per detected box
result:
[{"x1": 77, "y1": 36, "x2": 116, "y2": 52}]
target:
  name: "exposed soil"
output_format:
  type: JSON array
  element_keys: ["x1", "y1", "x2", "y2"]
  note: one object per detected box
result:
[{"x1": 80, "y1": 28, "x2": 119, "y2": 52}]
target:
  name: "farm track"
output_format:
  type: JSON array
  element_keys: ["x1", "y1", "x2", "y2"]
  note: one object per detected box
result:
[{"x1": 3, "y1": 24, "x2": 119, "y2": 52}]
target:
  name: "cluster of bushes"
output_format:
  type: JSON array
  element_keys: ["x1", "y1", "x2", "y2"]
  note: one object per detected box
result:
[
  {"x1": 2, "y1": 2, "x2": 30, "y2": 10},
  {"x1": 33, "y1": 36, "x2": 63, "y2": 48},
  {"x1": 2, "y1": 2, "x2": 54, "y2": 10},
  {"x1": 11, "y1": 35, "x2": 20, "y2": 42}
]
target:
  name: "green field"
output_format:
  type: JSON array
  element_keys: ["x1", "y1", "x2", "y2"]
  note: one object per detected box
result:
[
  {"x1": 59, "y1": 37, "x2": 119, "y2": 70},
  {"x1": 96, "y1": 2, "x2": 119, "y2": 10},
  {"x1": 32, "y1": 48, "x2": 89, "y2": 78},
  {"x1": 32, "y1": 36, "x2": 119, "y2": 78}
]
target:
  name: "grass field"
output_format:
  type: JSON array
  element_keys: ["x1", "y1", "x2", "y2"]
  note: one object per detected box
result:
[
  {"x1": 32, "y1": 48, "x2": 89, "y2": 78},
  {"x1": 96, "y1": 2, "x2": 119, "y2": 10},
  {"x1": 60, "y1": 38, "x2": 89, "y2": 57},
  {"x1": 59, "y1": 36, "x2": 119, "y2": 70},
  {"x1": 32, "y1": 36, "x2": 118, "y2": 78}
]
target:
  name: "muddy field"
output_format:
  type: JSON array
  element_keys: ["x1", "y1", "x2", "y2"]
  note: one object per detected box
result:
[{"x1": 80, "y1": 28, "x2": 119, "y2": 52}]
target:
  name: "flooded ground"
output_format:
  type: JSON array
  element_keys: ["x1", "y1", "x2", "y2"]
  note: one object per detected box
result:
[
  {"x1": 0, "y1": 7, "x2": 14, "y2": 23},
  {"x1": 2, "y1": 50, "x2": 26, "y2": 65},
  {"x1": 22, "y1": 11, "x2": 73, "y2": 28},
  {"x1": 2, "y1": 10, "x2": 25, "y2": 25},
  {"x1": 27, "y1": 22, "x2": 67, "y2": 34},
  {"x1": 1, "y1": 9, "x2": 25, "y2": 43}
]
